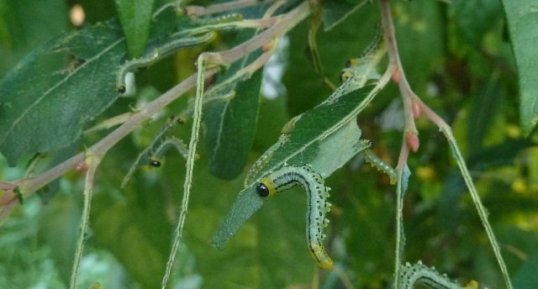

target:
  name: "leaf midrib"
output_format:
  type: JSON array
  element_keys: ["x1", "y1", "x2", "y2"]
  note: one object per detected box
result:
[
  {"x1": 246, "y1": 76, "x2": 387, "y2": 186},
  {"x1": 0, "y1": 37, "x2": 125, "y2": 146}
]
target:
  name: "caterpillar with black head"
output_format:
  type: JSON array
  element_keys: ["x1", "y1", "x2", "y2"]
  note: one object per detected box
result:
[{"x1": 255, "y1": 165, "x2": 334, "y2": 270}]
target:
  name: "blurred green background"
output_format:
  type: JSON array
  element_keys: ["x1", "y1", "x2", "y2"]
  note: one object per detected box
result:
[{"x1": 0, "y1": 0, "x2": 537, "y2": 288}]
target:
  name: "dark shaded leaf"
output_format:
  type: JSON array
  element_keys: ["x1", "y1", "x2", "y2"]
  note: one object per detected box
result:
[
  {"x1": 114, "y1": 0, "x2": 155, "y2": 57},
  {"x1": 284, "y1": 4, "x2": 378, "y2": 116},
  {"x1": 322, "y1": 0, "x2": 371, "y2": 31},
  {"x1": 512, "y1": 251, "x2": 538, "y2": 289},
  {"x1": 439, "y1": 139, "x2": 535, "y2": 229},
  {"x1": 205, "y1": 70, "x2": 262, "y2": 180},
  {"x1": 0, "y1": 21, "x2": 126, "y2": 165},
  {"x1": 467, "y1": 74, "x2": 501, "y2": 155},
  {"x1": 37, "y1": 195, "x2": 80, "y2": 284},
  {"x1": 452, "y1": 0, "x2": 502, "y2": 44},
  {"x1": 0, "y1": 0, "x2": 68, "y2": 77},
  {"x1": 502, "y1": 0, "x2": 538, "y2": 135}
]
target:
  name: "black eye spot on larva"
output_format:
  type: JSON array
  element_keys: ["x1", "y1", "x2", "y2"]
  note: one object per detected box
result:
[
  {"x1": 256, "y1": 183, "x2": 269, "y2": 197},
  {"x1": 149, "y1": 160, "x2": 161, "y2": 167},
  {"x1": 116, "y1": 85, "x2": 126, "y2": 94}
]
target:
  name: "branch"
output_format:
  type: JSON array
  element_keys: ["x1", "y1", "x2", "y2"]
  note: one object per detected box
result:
[
  {"x1": 379, "y1": 1, "x2": 513, "y2": 288},
  {"x1": 69, "y1": 152, "x2": 101, "y2": 289},
  {"x1": 1, "y1": 1, "x2": 311, "y2": 220},
  {"x1": 184, "y1": 0, "x2": 264, "y2": 17}
]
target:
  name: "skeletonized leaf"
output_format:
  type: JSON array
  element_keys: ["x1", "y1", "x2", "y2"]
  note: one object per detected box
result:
[
  {"x1": 244, "y1": 85, "x2": 377, "y2": 186},
  {"x1": 213, "y1": 80, "x2": 384, "y2": 247}
]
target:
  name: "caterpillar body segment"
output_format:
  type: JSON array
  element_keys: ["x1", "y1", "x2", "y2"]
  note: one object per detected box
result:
[
  {"x1": 400, "y1": 261, "x2": 463, "y2": 289},
  {"x1": 255, "y1": 165, "x2": 334, "y2": 270}
]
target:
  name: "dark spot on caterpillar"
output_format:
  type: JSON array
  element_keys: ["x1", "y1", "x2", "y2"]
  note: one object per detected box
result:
[
  {"x1": 149, "y1": 160, "x2": 161, "y2": 167},
  {"x1": 116, "y1": 85, "x2": 126, "y2": 94},
  {"x1": 256, "y1": 183, "x2": 269, "y2": 197}
]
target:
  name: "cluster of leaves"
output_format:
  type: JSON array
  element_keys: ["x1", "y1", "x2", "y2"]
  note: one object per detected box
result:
[{"x1": 0, "y1": 0, "x2": 537, "y2": 289}]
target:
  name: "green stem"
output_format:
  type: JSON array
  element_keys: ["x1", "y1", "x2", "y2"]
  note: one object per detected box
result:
[
  {"x1": 69, "y1": 154, "x2": 101, "y2": 289},
  {"x1": 420, "y1": 102, "x2": 513, "y2": 289},
  {"x1": 160, "y1": 53, "x2": 207, "y2": 289}
]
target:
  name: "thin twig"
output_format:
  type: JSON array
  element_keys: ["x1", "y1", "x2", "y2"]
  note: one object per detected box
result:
[
  {"x1": 15, "y1": 70, "x2": 216, "y2": 192},
  {"x1": 184, "y1": 0, "x2": 263, "y2": 17},
  {"x1": 69, "y1": 152, "x2": 101, "y2": 289},
  {"x1": 379, "y1": 1, "x2": 407, "y2": 286},
  {"x1": 419, "y1": 100, "x2": 514, "y2": 289}
]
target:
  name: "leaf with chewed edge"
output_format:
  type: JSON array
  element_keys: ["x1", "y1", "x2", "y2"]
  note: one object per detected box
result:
[{"x1": 212, "y1": 80, "x2": 384, "y2": 247}]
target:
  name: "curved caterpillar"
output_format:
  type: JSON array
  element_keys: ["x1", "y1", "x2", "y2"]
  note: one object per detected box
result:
[
  {"x1": 255, "y1": 165, "x2": 334, "y2": 270},
  {"x1": 116, "y1": 33, "x2": 215, "y2": 94},
  {"x1": 121, "y1": 116, "x2": 187, "y2": 188},
  {"x1": 399, "y1": 261, "x2": 466, "y2": 289}
]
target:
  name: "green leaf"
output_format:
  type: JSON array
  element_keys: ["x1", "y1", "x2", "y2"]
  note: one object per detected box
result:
[
  {"x1": 114, "y1": 0, "x2": 155, "y2": 58},
  {"x1": 37, "y1": 194, "x2": 81, "y2": 284},
  {"x1": 452, "y1": 0, "x2": 502, "y2": 44},
  {"x1": 513, "y1": 253, "x2": 538, "y2": 289},
  {"x1": 0, "y1": 23, "x2": 125, "y2": 164},
  {"x1": 93, "y1": 148, "x2": 172, "y2": 287},
  {"x1": 396, "y1": 0, "x2": 444, "y2": 94},
  {"x1": 245, "y1": 88, "x2": 375, "y2": 186},
  {"x1": 0, "y1": 0, "x2": 68, "y2": 78},
  {"x1": 213, "y1": 81, "x2": 384, "y2": 247},
  {"x1": 94, "y1": 204, "x2": 169, "y2": 288},
  {"x1": 0, "y1": 21, "x2": 126, "y2": 165},
  {"x1": 0, "y1": 11, "x2": 193, "y2": 165},
  {"x1": 502, "y1": 0, "x2": 538, "y2": 135},
  {"x1": 284, "y1": 5, "x2": 378, "y2": 116},
  {"x1": 211, "y1": 185, "x2": 262, "y2": 248},
  {"x1": 322, "y1": 0, "x2": 371, "y2": 31},
  {"x1": 466, "y1": 74, "x2": 501, "y2": 155},
  {"x1": 204, "y1": 69, "x2": 262, "y2": 180}
]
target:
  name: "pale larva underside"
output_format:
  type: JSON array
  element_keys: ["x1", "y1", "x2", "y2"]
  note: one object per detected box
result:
[
  {"x1": 363, "y1": 149, "x2": 397, "y2": 184},
  {"x1": 255, "y1": 165, "x2": 334, "y2": 270},
  {"x1": 400, "y1": 261, "x2": 464, "y2": 289}
]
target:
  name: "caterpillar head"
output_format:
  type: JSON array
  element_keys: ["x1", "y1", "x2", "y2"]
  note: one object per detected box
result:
[{"x1": 256, "y1": 177, "x2": 276, "y2": 197}]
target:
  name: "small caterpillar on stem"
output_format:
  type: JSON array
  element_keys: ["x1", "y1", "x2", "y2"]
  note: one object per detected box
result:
[
  {"x1": 148, "y1": 136, "x2": 190, "y2": 167},
  {"x1": 363, "y1": 149, "x2": 397, "y2": 184},
  {"x1": 121, "y1": 116, "x2": 188, "y2": 187}
]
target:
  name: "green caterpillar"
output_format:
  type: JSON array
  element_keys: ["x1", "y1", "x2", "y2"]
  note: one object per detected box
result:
[
  {"x1": 255, "y1": 165, "x2": 334, "y2": 270},
  {"x1": 399, "y1": 261, "x2": 474, "y2": 289}
]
